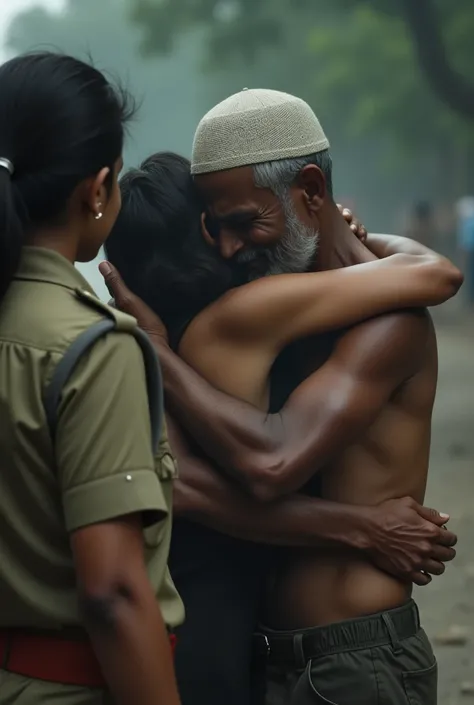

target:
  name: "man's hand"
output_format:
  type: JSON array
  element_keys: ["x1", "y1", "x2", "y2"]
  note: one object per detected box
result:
[
  {"x1": 365, "y1": 497, "x2": 457, "y2": 586},
  {"x1": 337, "y1": 203, "x2": 368, "y2": 242},
  {"x1": 99, "y1": 261, "x2": 169, "y2": 346}
]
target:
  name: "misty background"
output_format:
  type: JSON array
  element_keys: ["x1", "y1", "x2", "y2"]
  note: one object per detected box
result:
[
  {"x1": 1, "y1": 0, "x2": 473, "y2": 299},
  {"x1": 1, "y1": 4, "x2": 473, "y2": 700}
]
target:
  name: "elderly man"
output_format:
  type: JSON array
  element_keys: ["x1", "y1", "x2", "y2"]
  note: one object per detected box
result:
[{"x1": 103, "y1": 90, "x2": 460, "y2": 705}]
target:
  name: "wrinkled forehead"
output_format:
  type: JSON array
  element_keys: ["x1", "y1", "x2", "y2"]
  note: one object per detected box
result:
[{"x1": 194, "y1": 165, "x2": 280, "y2": 221}]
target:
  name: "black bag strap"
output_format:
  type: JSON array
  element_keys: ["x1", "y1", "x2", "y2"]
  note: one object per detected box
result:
[{"x1": 43, "y1": 319, "x2": 163, "y2": 454}]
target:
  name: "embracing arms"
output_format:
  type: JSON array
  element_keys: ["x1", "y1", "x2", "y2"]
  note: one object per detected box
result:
[
  {"x1": 115, "y1": 235, "x2": 460, "y2": 498},
  {"x1": 212, "y1": 245, "x2": 461, "y2": 353},
  {"x1": 169, "y1": 414, "x2": 455, "y2": 586},
  {"x1": 99, "y1": 233, "x2": 460, "y2": 586},
  {"x1": 159, "y1": 309, "x2": 429, "y2": 498}
]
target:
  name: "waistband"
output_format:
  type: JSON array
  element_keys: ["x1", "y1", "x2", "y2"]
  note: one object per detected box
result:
[
  {"x1": 0, "y1": 627, "x2": 177, "y2": 688},
  {"x1": 254, "y1": 600, "x2": 421, "y2": 668}
]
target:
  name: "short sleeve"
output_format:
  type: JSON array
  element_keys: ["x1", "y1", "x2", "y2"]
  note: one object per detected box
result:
[{"x1": 55, "y1": 331, "x2": 167, "y2": 533}]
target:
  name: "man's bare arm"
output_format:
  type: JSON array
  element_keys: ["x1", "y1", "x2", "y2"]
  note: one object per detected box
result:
[
  {"x1": 366, "y1": 233, "x2": 446, "y2": 259},
  {"x1": 169, "y1": 417, "x2": 456, "y2": 585},
  {"x1": 159, "y1": 311, "x2": 427, "y2": 499},
  {"x1": 168, "y1": 414, "x2": 367, "y2": 548},
  {"x1": 100, "y1": 263, "x2": 458, "y2": 584},
  {"x1": 211, "y1": 252, "x2": 460, "y2": 352},
  {"x1": 99, "y1": 241, "x2": 461, "y2": 498}
]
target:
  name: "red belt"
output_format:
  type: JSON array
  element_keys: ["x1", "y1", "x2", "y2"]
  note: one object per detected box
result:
[{"x1": 0, "y1": 628, "x2": 177, "y2": 688}]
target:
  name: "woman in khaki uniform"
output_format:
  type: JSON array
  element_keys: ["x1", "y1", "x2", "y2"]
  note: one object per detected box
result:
[{"x1": 0, "y1": 52, "x2": 183, "y2": 705}]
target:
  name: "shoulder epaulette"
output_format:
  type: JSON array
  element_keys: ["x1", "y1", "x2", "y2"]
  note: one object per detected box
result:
[{"x1": 74, "y1": 287, "x2": 137, "y2": 333}]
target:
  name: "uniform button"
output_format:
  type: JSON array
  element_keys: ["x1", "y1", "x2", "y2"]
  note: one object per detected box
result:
[{"x1": 125, "y1": 474, "x2": 132, "y2": 482}]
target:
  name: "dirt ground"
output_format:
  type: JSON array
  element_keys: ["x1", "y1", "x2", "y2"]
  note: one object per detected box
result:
[{"x1": 417, "y1": 304, "x2": 474, "y2": 703}]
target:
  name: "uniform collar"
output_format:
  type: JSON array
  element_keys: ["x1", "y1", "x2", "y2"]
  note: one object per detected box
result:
[{"x1": 15, "y1": 246, "x2": 96, "y2": 295}]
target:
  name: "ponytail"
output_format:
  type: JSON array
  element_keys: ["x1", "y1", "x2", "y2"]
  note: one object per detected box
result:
[
  {"x1": 0, "y1": 162, "x2": 24, "y2": 303},
  {"x1": 0, "y1": 51, "x2": 136, "y2": 297}
]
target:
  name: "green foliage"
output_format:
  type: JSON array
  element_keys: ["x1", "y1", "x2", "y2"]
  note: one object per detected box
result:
[
  {"x1": 6, "y1": 0, "x2": 217, "y2": 163},
  {"x1": 128, "y1": 0, "x2": 474, "y2": 159},
  {"x1": 130, "y1": 0, "x2": 319, "y2": 66},
  {"x1": 307, "y1": 3, "x2": 474, "y2": 155}
]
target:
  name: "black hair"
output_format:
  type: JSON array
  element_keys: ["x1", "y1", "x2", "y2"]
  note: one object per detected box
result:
[
  {"x1": 0, "y1": 51, "x2": 136, "y2": 302},
  {"x1": 105, "y1": 152, "x2": 233, "y2": 343}
]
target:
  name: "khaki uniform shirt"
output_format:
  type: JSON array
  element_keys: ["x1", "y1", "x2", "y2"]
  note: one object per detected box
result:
[{"x1": 0, "y1": 246, "x2": 184, "y2": 631}]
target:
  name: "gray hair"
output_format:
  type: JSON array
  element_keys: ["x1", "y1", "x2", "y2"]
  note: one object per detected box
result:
[
  {"x1": 253, "y1": 150, "x2": 333, "y2": 199},
  {"x1": 234, "y1": 152, "x2": 332, "y2": 279}
]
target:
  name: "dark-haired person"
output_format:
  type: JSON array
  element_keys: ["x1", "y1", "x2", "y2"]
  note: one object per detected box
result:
[
  {"x1": 0, "y1": 53, "x2": 182, "y2": 705},
  {"x1": 104, "y1": 149, "x2": 460, "y2": 705}
]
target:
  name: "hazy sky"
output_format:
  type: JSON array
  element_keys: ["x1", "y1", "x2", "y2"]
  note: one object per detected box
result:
[{"x1": 0, "y1": 0, "x2": 65, "y2": 61}]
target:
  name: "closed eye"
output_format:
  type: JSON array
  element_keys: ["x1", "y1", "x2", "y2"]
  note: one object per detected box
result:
[{"x1": 218, "y1": 210, "x2": 258, "y2": 229}]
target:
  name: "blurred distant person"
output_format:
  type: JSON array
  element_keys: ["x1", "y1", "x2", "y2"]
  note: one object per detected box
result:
[
  {"x1": 0, "y1": 52, "x2": 182, "y2": 705},
  {"x1": 456, "y1": 196, "x2": 474, "y2": 306},
  {"x1": 403, "y1": 200, "x2": 435, "y2": 248}
]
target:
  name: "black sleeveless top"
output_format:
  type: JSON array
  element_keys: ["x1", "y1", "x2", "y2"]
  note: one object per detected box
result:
[
  {"x1": 169, "y1": 327, "x2": 321, "y2": 593},
  {"x1": 169, "y1": 311, "x2": 271, "y2": 576},
  {"x1": 169, "y1": 325, "x2": 320, "y2": 703}
]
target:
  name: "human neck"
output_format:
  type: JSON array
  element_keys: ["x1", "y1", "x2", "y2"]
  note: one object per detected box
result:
[
  {"x1": 313, "y1": 200, "x2": 376, "y2": 271},
  {"x1": 28, "y1": 227, "x2": 79, "y2": 263}
]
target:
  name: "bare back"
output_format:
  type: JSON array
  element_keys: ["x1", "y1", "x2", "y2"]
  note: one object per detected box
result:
[{"x1": 180, "y1": 304, "x2": 438, "y2": 628}]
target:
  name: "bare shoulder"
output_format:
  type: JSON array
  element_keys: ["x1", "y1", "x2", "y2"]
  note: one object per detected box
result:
[
  {"x1": 179, "y1": 283, "x2": 256, "y2": 352},
  {"x1": 335, "y1": 309, "x2": 434, "y2": 376},
  {"x1": 177, "y1": 288, "x2": 242, "y2": 363},
  {"x1": 344, "y1": 308, "x2": 431, "y2": 344}
]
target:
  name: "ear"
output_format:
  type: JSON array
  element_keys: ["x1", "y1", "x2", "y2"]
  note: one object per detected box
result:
[
  {"x1": 298, "y1": 164, "x2": 326, "y2": 215},
  {"x1": 201, "y1": 212, "x2": 217, "y2": 247},
  {"x1": 84, "y1": 166, "x2": 111, "y2": 218}
]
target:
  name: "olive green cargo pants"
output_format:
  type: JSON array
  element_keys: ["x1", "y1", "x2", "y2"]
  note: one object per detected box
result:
[{"x1": 255, "y1": 601, "x2": 437, "y2": 705}]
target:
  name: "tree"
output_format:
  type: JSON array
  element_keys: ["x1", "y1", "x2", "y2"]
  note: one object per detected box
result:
[
  {"x1": 6, "y1": 0, "x2": 218, "y2": 164},
  {"x1": 5, "y1": 0, "x2": 226, "y2": 295},
  {"x1": 400, "y1": 0, "x2": 474, "y2": 120},
  {"x1": 130, "y1": 0, "x2": 474, "y2": 122},
  {"x1": 307, "y1": 4, "x2": 474, "y2": 153}
]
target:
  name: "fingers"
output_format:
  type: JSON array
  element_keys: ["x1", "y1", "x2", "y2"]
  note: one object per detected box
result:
[
  {"x1": 411, "y1": 560, "x2": 449, "y2": 585},
  {"x1": 411, "y1": 571, "x2": 432, "y2": 587},
  {"x1": 436, "y1": 528, "x2": 457, "y2": 548},
  {"x1": 99, "y1": 261, "x2": 135, "y2": 312},
  {"x1": 429, "y1": 544, "x2": 457, "y2": 563},
  {"x1": 339, "y1": 206, "x2": 367, "y2": 241},
  {"x1": 337, "y1": 204, "x2": 355, "y2": 225},
  {"x1": 418, "y1": 559, "x2": 446, "y2": 576},
  {"x1": 415, "y1": 502, "x2": 457, "y2": 547},
  {"x1": 415, "y1": 504, "x2": 450, "y2": 526},
  {"x1": 99, "y1": 260, "x2": 121, "y2": 297}
]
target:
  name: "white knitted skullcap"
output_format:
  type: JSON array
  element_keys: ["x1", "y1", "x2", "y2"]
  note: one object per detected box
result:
[{"x1": 191, "y1": 88, "x2": 330, "y2": 175}]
